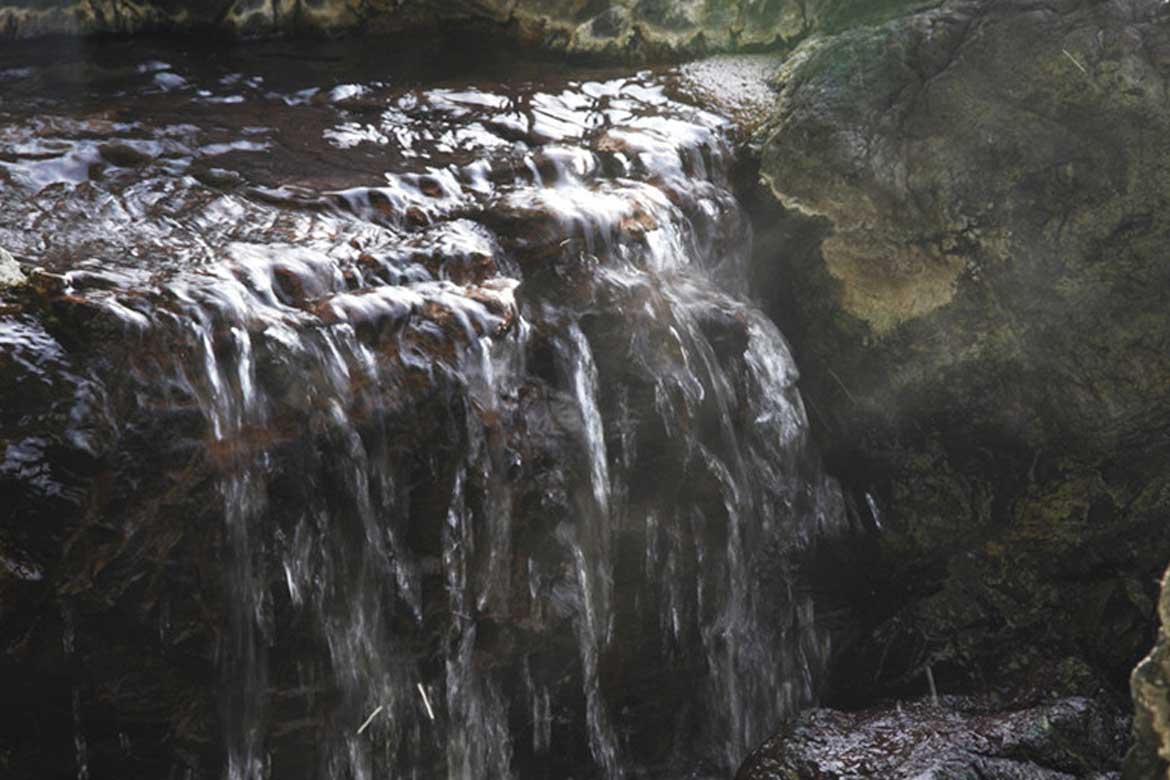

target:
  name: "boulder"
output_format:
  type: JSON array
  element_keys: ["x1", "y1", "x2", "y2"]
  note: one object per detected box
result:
[
  {"x1": 1126, "y1": 566, "x2": 1170, "y2": 780},
  {"x1": 751, "y1": 0, "x2": 1170, "y2": 702}
]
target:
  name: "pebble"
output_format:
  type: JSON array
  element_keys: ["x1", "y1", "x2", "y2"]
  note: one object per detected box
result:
[{"x1": 0, "y1": 247, "x2": 26, "y2": 288}]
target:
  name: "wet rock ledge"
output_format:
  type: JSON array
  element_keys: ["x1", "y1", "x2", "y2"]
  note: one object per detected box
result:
[{"x1": 0, "y1": 0, "x2": 938, "y2": 55}]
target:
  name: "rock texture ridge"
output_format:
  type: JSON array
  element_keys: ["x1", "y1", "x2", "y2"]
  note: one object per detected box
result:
[{"x1": 753, "y1": 0, "x2": 1170, "y2": 705}]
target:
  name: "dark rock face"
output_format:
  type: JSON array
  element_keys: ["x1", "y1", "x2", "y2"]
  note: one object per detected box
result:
[
  {"x1": 752, "y1": 0, "x2": 1170, "y2": 705},
  {"x1": 737, "y1": 695, "x2": 1130, "y2": 780},
  {"x1": 1126, "y1": 566, "x2": 1170, "y2": 780}
]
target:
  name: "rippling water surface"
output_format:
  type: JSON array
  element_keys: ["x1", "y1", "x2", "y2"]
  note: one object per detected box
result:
[{"x1": 0, "y1": 36, "x2": 843, "y2": 780}]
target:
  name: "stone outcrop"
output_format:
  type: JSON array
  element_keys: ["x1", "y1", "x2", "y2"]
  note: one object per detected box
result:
[
  {"x1": 1126, "y1": 567, "x2": 1170, "y2": 780},
  {"x1": 751, "y1": 0, "x2": 1170, "y2": 705}
]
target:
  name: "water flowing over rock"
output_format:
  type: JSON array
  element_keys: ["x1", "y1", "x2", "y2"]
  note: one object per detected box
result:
[{"x1": 0, "y1": 41, "x2": 845, "y2": 778}]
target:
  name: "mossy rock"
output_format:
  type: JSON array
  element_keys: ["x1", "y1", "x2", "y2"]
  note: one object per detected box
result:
[{"x1": 752, "y1": 0, "x2": 1170, "y2": 700}]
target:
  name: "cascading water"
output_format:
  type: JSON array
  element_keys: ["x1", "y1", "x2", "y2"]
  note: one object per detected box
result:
[{"x1": 0, "y1": 39, "x2": 845, "y2": 779}]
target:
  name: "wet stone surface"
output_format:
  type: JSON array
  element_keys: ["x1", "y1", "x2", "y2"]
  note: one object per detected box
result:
[
  {"x1": 0, "y1": 37, "x2": 843, "y2": 779},
  {"x1": 738, "y1": 695, "x2": 1130, "y2": 780}
]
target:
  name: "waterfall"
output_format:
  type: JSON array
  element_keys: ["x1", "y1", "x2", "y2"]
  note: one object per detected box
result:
[{"x1": 0, "y1": 50, "x2": 845, "y2": 779}]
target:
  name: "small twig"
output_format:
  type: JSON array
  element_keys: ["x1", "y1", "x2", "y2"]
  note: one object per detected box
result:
[
  {"x1": 357, "y1": 704, "x2": 384, "y2": 735},
  {"x1": 827, "y1": 368, "x2": 860, "y2": 406},
  {"x1": 1062, "y1": 49, "x2": 1088, "y2": 75},
  {"x1": 417, "y1": 683, "x2": 436, "y2": 721},
  {"x1": 925, "y1": 665, "x2": 940, "y2": 708}
]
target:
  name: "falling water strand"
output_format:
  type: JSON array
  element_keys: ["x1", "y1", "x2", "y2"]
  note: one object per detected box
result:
[
  {"x1": 63, "y1": 603, "x2": 89, "y2": 780},
  {"x1": 563, "y1": 322, "x2": 621, "y2": 777},
  {"x1": 0, "y1": 52, "x2": 847, "y2": 779}
]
